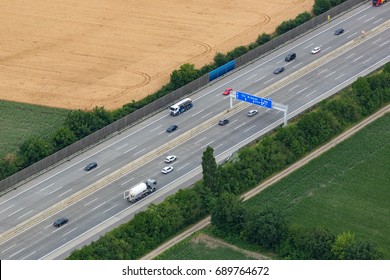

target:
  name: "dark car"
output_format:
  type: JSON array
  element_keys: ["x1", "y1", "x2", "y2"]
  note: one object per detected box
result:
[
  {"x1": 273, "y1": 66, "x2": 285, "y2": 74},
  {"x1": 166, "y1": 124, "x2": 178, "y2": 133},
  {"x1": 285, "y1": 52, "x2": 296, "y2": 62},
  {"x1": 334, "y1": 28, "x2": 344, "y2": 35},
  {"x1": 54, "y1": 217, "x2": 69, "y2": 227},
  {"x1": 84, "y1": 162, "x2": 97, "y2": 171},
  {"x1": 218, "y1": 119, "x2": 229, "y2": 126}
]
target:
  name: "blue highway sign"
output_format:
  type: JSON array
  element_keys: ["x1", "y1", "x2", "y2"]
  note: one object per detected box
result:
[{"x1": 235, "y1": 91, "x2": 272, "y2": 109}]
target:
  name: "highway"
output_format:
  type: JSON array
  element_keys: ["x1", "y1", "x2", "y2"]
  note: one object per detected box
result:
[{"x1": 0, "y1": 2, "x2": 389, "y2": 259}]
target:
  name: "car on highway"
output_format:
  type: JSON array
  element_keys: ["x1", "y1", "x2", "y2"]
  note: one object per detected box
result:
[
  {"x1": 311, "y1": 47, "x2": 321, "y2": 54},
  {"x1": 247, "y1": 109, "x2": 258, "y2": 117},
  {"x1": 164, "y1": 155, "x2": 177, "y2": 163},
  {"x1": 273, "y1": 66, "x2": 285, "y2": 74},
  {"x1": 223, "y1": 88, "x2": 233, "y2": 95},
  {"x1": 162, "y1": 166, "x2": 174, "y2": 174},
  {"x1": 166, "y1": 124, "x2": 178, "y2": 133},
  {"x1": 285, "y1": 52, "x2": 296, "y2": 62},
  {"x1": 218, "y1": 119, "x2": 229, "y2": 126},
  {"x1": 334, "y1": 28, "x2": 344, "y2": 35},
  {"x1": 53, "y1": 217, "x2": 69, "y2": 227},
  {"x1": 84, "y1": 162, "x2": 97, "y2": 171}
]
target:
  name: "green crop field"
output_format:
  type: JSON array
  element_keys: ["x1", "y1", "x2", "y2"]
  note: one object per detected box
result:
[
  {"x1": 244, "y1": 112, "x2": 390, "y2": 258},
  {"x1": 0, "y1": 100, "x2": 69, "y2": 158},
  {"x1": 157, "y1": 112, "x2": 390, "y2": 259}
]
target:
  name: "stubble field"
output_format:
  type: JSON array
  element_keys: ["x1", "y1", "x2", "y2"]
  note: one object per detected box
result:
[{"x1": 1, "y1": 0, "x2": 313, "y2": 110}]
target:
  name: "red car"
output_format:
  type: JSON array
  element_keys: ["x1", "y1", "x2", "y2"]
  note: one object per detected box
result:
[{"x1": 223, "y1": 88, "x2": 233, "y2": 95}]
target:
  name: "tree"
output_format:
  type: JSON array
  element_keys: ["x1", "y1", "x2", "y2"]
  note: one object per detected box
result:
[
  {"x1": 211, "y1": 192, "x2": 246, "y2": 235},
  {"x1": 280, "y1": 227, "x2": 336, "y2": 259},
  {"x1": 332, "y1": 232, "x2": 381, "y2": 260},
  {"x1": 18, "y1": 137, "x2": 53, "y2": 167},
  {"x1": 352, "y1": 77, "x2": 381, "y2": 116},
  {"x1": 213, "y1": 52, "x2": 228, "y2": 67},
  {"x1": 243, "y1": 208, "x2": 287, "y2": 250},
  {"x1": 313, "y1": 0, "x2": 331, "y2": 16},
  {"x1": 51, "y1": 127, "x2": 77, "y2": 150},
  {"x1": 201, "y1": 146, "x2": 219, "y2": 194},
  {"x1": 170, "y1": 63, "x2": 200, "y2": 89},
  {"x1": 256, "y1": 33, "x2": 271, "y2": 45}
]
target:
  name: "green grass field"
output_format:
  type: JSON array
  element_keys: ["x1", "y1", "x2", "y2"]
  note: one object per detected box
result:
[
  {"x1": 246, "y1": 112, "x2": 390, "y2": 258},
  {"x1": 0, "y1": 100, "x2": 69, "y2": 158},
  {"x1": 155, "y1": 232, "x2": 258, "y2": 260},
  {"x1": 157, "y1": 112, "x2": 390, "y2": 259}
]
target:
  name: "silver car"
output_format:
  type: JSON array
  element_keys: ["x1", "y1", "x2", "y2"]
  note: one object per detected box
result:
[
  {"x1": 247, "y1": 110, "x2": 258, "y2": 117},
  {"x1": 162, "y1": 166, "x2": 174, "y2": 174}
]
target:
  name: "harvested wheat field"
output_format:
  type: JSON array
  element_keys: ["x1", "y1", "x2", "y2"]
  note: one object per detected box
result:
[{"x1": 0, "y1": 0, "x2": 313, "y2": 110}]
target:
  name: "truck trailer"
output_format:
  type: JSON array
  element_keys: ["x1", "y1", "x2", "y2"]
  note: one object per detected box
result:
[
  {"x1": 372, "y1": 0, "x2": 387, "y2": 6},
  {"x1": 124, "y1": 179, "x2": 156, "y2": 203},
  {"x1": 169, "y1": 98, "x2": 193, "y2": 116}
]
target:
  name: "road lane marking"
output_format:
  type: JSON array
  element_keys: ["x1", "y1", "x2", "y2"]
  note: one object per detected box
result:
[
  {"x1": 372, "y1": 38, "x2": 382, "y2": 44},
  {"x1": 304, "y1": 42, "x2": 314, "y2": 49},
  {"x1": 244, "y1": 125, "x2": 256, "y2": 132},
  {"x1": 191, "y1": 109, "x2": 204, "y2": 117},
  {"x1": 246, "y1": 74, "x2": 257, "y2": 80},
  {"x1": 347, "y1": 32, "x2": 357, "y2": 39},
  {"x1": 17, "y1": 210, "x2": 33, "y2": 220},
  {"x1": 8, "y1": 247, "x2": 25, "y2": 259},
  {"x1": 201, "y1": 141, "x2": 214, "y2": 149},
  {"x1": 133, "y1": 148, "x2": 146, "y2": 156},
  {"x1": 115, "y1": 143, "x2": 128, "y2": 150},
  {"x1": 214, "y1": 143, "x2": 224, "y2": 150},
  {"x1": 62, "y1": 227, "x2": 78, "y2": 237},
  {"x1": 318, "y1": 69, "x2": 328, "y2": 75},
  {"x1": 379, "y1": 40, "x2": 389, "y2": 47},
  {"x1": 21, "y1": 251, "x2": 36, "y2": 260},
  {"x1": 121, "y1": 178, "x2": 134, "y2": 186},
  {"x1": 48, "y1": 186, "x2": 64, "y2": 195},
  {"x1": 306, "y1": 90, "x2": 317, "y2": 97},
  {"x1": 373, "y1": 18, "x2": 383, "y2": 25},
  {"x1": 124, "y1": 146, "x2": 137, "y2": 154},
  {"x1": 40, "y1": 183, "x2": 54, "y2": 192},
  {"x1": 200, "y1": 112, "x2": 212, "y2": 119},
  {"x1": 254, "y1": 75, "x2": 266, "y2": 82},
  {"x1": 263, "y1": 77, "x2": 274, "y2": 84},
  {"x1": 357, "y1": 15, "x2": 366, "y2": 20},
  {"x1": 288, "y1": 84, "x2": 300, "y2": 91},
  {"x1": 177, "y1": 163, "x2": 190, "y2": 171},
  {"x1": 149, "y1": 125, "x2": 162, "y2": 132},
  {"x1": 233, "y1": 122, "x2": 247, "y2": 131},
  {"x1": 195, "y1": 137, "x2": 207, "y2": 144},
  {"x1": 0, "y1": 205, "x2": 14, "y2": 214},
  {"x1": 362, "y1": 58, "x2": 373, "y2": 64},
  {"x1": 97, "y1": 168, "x2": 111, "y2": 176},
  {"x1": 1, "y1": 244, "x2": 16, "y2": 253},
  {"x1": 292, "y1": 62, "x2": 303, "y2": 69},
  {"x1": 58, "y1": 189, "x2": 73, "y2": 198},
  {"x1": 353, "y1": 55, "x2": 363, "y2": 62},
  {"x1": 84, "y1": 198, "x2": 98, "y2": 206},
  {"x1": 90, "y1": 202, "x2": 106, "y2": 211},
  {"x1": 345, "y1": 53, "x2": 355, "y2": 60},
  {"x1": 296, "y1": 87, "x2": 308, "y2": 95},
  {"x1": 103, "y1": 205, "x2": 118, "y2": 214},
  {"x1": 8, "y1": 208, "x2": 24, "y2": 217},
  {"x1": 365, "y1": 16, "x2": 375, "y2": 23},
  {"x1": 335, "y1": 73, "x2": 345, "y2": 81},
  {"x1": 325, "y1": 71, "x2": 337, "y2": 78}
]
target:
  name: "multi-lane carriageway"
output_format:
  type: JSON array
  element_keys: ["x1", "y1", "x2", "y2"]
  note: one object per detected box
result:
[{"x1": 0, "y1": 2, "x2": 389, "y2": 259}]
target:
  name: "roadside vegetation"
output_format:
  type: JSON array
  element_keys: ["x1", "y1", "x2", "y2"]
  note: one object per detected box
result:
[
  {"x1": 0, "y1": 0, "x2": 347, "y2": 180},
  {"x1": 157, "y1": 112, "x2": 390, "y2": 259},
  {"x1": 68, "y1": 63, "x2": 390, "y2": 259}
]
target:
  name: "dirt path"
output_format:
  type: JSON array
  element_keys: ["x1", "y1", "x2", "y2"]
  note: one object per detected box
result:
[
  {"x1": 141, "y1": 105, "x2": 390, "y2": 260},
  {"x1": 191, "y1": 233, "x2": 271, "y2": 260},
  {"x1": 0, "y1": 0, "x2": 313, "y2": 110}
]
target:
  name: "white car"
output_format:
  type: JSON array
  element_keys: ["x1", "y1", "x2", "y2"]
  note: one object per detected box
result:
[
  {"x1": 164, "y1": 155, "x2": 177, "y2": 163},
  {"x1": 311, "y1": 47, "x2": 321, "y2": 54},
  {"x1": 247, "y1": 110, "x2": 258, "y2": 117},
  {"x1": 162, "y1": 166, "x2": 174, "y2": 174}
]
